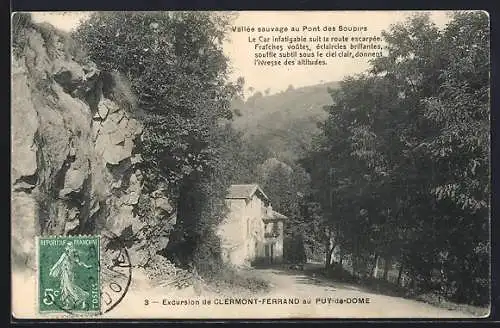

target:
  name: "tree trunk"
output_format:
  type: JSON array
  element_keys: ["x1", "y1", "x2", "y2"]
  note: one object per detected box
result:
[
  {"x1": 383, "y1": 257, "x2": 391, "y2": 281},
  {"x1": 324, "y1": 227, "x2": 336, "y2": 270},
  {"x1": 353, "y1": 246, "x2": 360, "y2": 279},
  {"x1": 324, "y1": 243, "x2": 331, "y2": 269},
  {"x1": 373, "y1": 254, "x2": 380, "y2": 279},
  {"x1": 325, "y1": 244, "x2": 335, "y2": 270},
  {"x1": 163, "y1": 176, "x2": 197, "y2": 269},
  {"x1": 397, "y1": 262, "x2": 404, "y2": 286},
  {"x1": 353, "y1": 255, "x2": 359, "y2": 279},
  {"x1": 410, "y1": 277, "x2": 416, "y2": 290},
  {"x1": 338, "y1": 247, "x2": 343, "y2": 269}
]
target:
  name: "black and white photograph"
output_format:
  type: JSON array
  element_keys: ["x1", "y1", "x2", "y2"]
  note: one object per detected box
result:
[{"x1": 11, "y1": 10, "x2": 490, "y2": 319}]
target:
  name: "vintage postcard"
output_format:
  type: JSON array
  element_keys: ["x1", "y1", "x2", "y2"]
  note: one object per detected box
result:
[{"x1": 11, "y1": 10, "x2": 490, "y2": 319}]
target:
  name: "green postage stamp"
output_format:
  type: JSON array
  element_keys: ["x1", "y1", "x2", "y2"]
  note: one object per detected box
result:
[{"x1": 38, "y1": 236, "x2": 100, "y2": 314}]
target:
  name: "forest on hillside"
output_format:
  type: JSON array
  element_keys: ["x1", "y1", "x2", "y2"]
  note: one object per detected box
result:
[{"x1": 230, "y1": 82, "x2": 337, "y2": 163}]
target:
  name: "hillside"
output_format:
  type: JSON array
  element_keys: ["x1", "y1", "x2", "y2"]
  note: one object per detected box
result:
[{"x1": 231, "y1": 82, "x2": 339, "y2": 162}]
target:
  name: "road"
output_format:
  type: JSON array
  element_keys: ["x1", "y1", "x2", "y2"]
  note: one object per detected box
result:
[
  {"x1": 250, "y1": 264, "x2": 481, "y2": 319},
  {"x1": 101, "y1": 263, "x2": 483, "y2": 319},
  {"x1": 12, "y1": 264, "x2": 483, "y2": 319}
]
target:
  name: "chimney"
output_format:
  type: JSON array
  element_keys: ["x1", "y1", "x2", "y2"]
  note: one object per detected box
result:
[{"x1": 267, "y1": 204, "x2": 273, "y2": 216}]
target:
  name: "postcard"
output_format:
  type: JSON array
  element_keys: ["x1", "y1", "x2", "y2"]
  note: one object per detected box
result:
[{"x1": 11, "y1": 10, "x2": 490, "y2": 319}]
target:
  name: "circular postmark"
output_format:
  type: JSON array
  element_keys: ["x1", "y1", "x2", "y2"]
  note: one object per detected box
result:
[{"x1": 99, "y1": 229, "x2": 133, "y2": 314}]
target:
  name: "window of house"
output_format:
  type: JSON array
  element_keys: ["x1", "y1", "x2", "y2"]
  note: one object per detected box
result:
[{"x1": 272, "y1": 222, "x2": 280, "y2": 236}]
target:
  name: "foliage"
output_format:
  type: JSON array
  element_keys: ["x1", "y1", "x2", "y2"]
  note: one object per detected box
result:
[
  {"x1": 230, "y1": 82, "x2": 338, "y2": 163},
  {"x1": 302, "y1": 11, "x2": 490, "y2": 305},
  {"x1": 74, "y1": 11, "x2": 242, "y2": 191},
  {"x1": 283, "y1": 233, "x2": 307, "y2": 264},
  {"x1": 75, "y1": 12, "x2": 244, "y2": 272}
]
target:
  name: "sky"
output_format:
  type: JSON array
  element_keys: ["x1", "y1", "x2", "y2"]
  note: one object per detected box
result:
[{"x1": 29, "y1": 11, "x2": 454, "y2": 94}]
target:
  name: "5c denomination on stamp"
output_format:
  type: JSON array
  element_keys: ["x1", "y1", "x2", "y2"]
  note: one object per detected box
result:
[{"x1": 38, "y1": 236, "x2": 100, "y2": 314}]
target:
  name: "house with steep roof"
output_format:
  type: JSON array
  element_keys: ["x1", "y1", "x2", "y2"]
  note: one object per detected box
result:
[{"x1": 217, "y1": 184, "x2": 287, "y2": 267}]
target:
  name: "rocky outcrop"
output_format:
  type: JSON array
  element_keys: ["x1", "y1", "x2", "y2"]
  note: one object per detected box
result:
[{"x1": 11, "y1": 22, "x2": 172, "y2": 271}]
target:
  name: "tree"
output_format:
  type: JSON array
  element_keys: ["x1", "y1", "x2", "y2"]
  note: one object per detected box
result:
[
  {"x1": 75, "y1": 12, "x2": 244, "y2": 272},
  {"x1": 302, "y1": 12, "x2": 490, "y2": 304}
]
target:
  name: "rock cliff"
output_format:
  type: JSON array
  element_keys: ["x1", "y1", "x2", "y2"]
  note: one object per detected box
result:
[{"x1": 11, "y1": 21, "x2": 170, "y2": 271}]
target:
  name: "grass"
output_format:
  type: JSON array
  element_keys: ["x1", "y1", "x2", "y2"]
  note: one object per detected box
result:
[
  {"x1": 415, "y1": 292, "x2": 490, "y2": 317},
  {"x1": 144, "y1": 254, "x2": 271, "y2": 296},
  {"x1": 203, "y1": 266, "x2": 271, "y2": 295}
]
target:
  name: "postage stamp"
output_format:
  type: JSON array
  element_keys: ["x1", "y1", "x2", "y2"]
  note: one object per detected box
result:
[{"x1": 37, "y1": 236, "x2": 100, "y2": 314}]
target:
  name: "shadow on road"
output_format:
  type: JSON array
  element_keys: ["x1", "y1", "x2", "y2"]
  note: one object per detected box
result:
[
  {"x1": 256, "y1": 263, "x2": 366, "y2": 292},
  {"x1": 256, "y1": 263, "x2": 404, "y2": 297}
]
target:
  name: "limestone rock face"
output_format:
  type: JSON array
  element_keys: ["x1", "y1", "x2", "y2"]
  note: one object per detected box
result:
[
  {"x1": 11, "y1": 23, "x2": 173, "y2": 272},
  {"x1": 11, "y1": 59, "x2": 38, "y2": 184}
]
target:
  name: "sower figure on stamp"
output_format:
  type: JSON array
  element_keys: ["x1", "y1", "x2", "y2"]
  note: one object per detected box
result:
[{"x1": 49, "y1": 241, "x2": 92, "y2": 310}]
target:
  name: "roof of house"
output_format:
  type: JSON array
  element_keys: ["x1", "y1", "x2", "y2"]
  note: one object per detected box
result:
[
  {"x1": 264, "y1": 210, "x2": 288, "y2": 221},
  {"x1": 273, "y1": 210, "x2": 288, "y2": 220},
  {"x1": 226, "y1": 184, "x2": 269, "y2": 200}
]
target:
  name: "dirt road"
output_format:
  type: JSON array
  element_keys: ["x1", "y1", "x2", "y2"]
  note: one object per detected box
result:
[
  {"x1": 251, "y1": 265, "x2": 482, "y2": 319},
  {"x1": 13, "y1": 265, "x2": 485, "y2": 319},
  {"x1": 99, "y1": 264, "x2": 483, "y2": 319}
]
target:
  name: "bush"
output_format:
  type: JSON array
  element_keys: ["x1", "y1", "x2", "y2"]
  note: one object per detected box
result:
[
  {"x1": 283, "y1": 233, "x2": 307, "y2": 264},
  {"x1": 204, "y1": 266, "x2": 271, "y2": 294},
  {"x1": 143, "y1": 254, "x2": 179, "y2": 281},
  {"x1": 101, "y1": 70, "x2": 137, "y2": 114},
  {"x1": 192, "y1": 229, "x2": 224, "y2": 275}
]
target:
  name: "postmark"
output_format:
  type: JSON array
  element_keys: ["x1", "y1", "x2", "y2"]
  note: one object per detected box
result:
[
  {"x1": 99, "y1": 229, "x2": 133, "y2": 314},
  {"x1": 38, "y1": 236, "x2": 100, "y2": 314}
]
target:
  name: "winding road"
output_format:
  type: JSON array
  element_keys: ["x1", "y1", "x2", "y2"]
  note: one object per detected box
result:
[
  {"x1": 250, "y1": 265, "x2": 480, "y2": 319},
  {"x1": 101, "y1": 263, "x2": 484, "y2": 319},
  {"x1": 13, "y1": 263, "x2": 483, "y2": 319}
]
